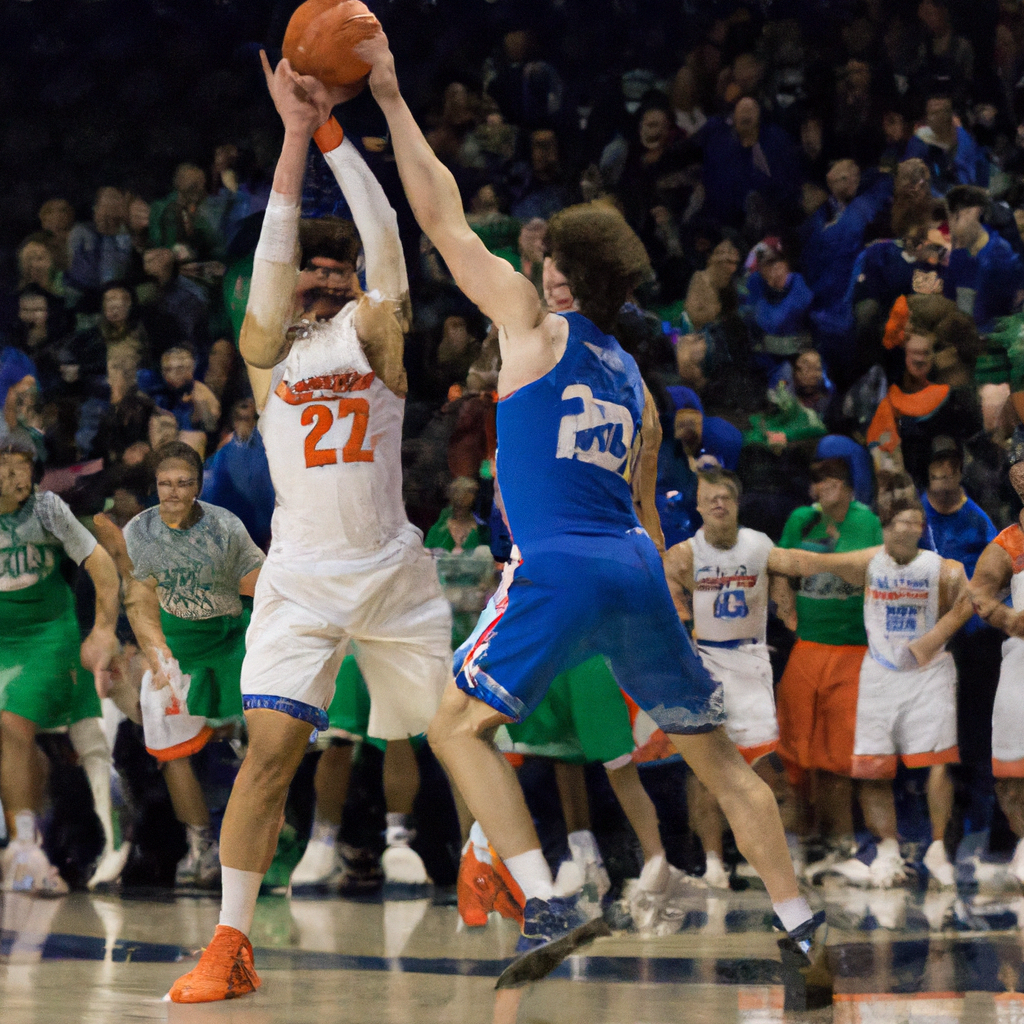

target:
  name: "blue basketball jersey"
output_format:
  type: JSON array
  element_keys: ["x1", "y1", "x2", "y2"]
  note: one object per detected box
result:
[{"x1": 495, "y1": 312, "x2": 645, "y2": 553}]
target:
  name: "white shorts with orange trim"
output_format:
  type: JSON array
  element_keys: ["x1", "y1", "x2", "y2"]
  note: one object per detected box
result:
[
  {"x1": 993, "y1": 637, "x2": 1024, "y2": 777},
  {"x1": 851, "y1": 651, "x2": 958, "y2": 779},
  {"x1": 241, "y1": 539, "x2": 452, "y2": 740},
  {"x1": 697, "y1": 641, "x2": 778, "y2": 763}
]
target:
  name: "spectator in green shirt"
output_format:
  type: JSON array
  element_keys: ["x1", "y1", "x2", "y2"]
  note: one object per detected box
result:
[{"x1": 774, "y1": 457, "x2": 883, "y2": 876}]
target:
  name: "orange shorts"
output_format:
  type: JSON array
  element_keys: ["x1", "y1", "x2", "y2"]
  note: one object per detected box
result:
[{"x1": 776, "y1": 639, "x2": 866, "y2": 777}]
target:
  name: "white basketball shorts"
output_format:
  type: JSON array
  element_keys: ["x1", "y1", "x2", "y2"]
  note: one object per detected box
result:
[{"x1": 993, "y1": 636, "x2": 1024, "y2": 777}]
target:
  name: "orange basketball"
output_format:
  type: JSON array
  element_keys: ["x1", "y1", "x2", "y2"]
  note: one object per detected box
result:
[{"x1": 282, "y1": 0, "x2": 379, "y2": 88}]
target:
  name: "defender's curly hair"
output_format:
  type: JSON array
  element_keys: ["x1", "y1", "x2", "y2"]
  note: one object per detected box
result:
[
  {"x1": 545, "y1": 203, "x2": 652, "y2": 332},
  {"x1": 299, "y1": 216, "x2": 361, "y2": 269}
]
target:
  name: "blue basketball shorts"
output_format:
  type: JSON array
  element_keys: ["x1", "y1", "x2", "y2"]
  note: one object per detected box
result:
[{"x1": 454, "y1": 529, "x2": 725, "y2": 735}]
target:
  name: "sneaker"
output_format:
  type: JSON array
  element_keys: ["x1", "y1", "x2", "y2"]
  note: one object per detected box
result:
[
  {"x1": 486, "y1": 845, "x2": 526, "y2": 923},
  {"x1": 382, "y1": 830, "x2": 429, "y2": 885},
  {"x1": 567, "y1": 831, "x2": 611, "y2": 905},
  {"x1": 457, "y1": 842, "x2": 524, "y2": 927},
  {"x1": 0, "y1": 837, "x2": 69, "y2": 895},
  {"x1": 830, "y1": 855, "x2": 874, "y2": 886},
  {"x1": 702, "y1": 851, "x2": 731, "y2": 889},
  {"x1": 494, "y1": 893, "x2": 610, "y2": 989},
  {"x1": 870, "y1": 840, "x2": 907, "y2": 889},
  {"x1": 176, "y1": 827, "x2": 220, "y2": 888},
  {"x1": 291, "y1": 837, "x2": 341, "y2": 887},
  {"x1": 923, "y1": 840, "x2": 955, "y2": 888},
  {"x1": 86, "y1": 844, "x2": 132, "y2": 889},
  {"x1": 776, "y1": 910, "x2": 832, "y2": 1012},
  {"x1": 167, "y1": 924, "x2": 260, "y2": 1003},
  {"x1": 520, "y1": 894, "x2": 587, "y2": 948}
]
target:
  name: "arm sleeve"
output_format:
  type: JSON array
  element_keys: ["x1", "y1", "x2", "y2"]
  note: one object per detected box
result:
[
  {"x1": 322, "y1": 138, "x2": 408, "y2": 302},
  {"x1": 34, "y1": 492, "x2": 97, "y2": 566}
]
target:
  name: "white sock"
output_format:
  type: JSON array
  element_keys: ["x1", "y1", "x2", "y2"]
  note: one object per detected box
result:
[
  {"x1": 567, "y1": 829, "x2": 601, "y2": 863},
  {"x1": 469, "y1": 821, "x2": 492, "y2": 864},
  {"x1": 310, "y1": 817, "x2": 337, "y2": 845},
  {"x1": 386, "y1": 812, "x2": 412, "y2": 846},
  {"x1": 773, "y1": 896, "x2": 814, "y2": 933},
  {"x1": 877, "y1": 837, "x2": 900, "y2": 858},
  {"x1": 70, "y1": 718, "x2": 117, "y2": 854},
  {"x1": 504, "y1": 848, "x2": 555, "y2": 901},
  {"x1": 218, "y1": 867, "x2": 263, "y2": 936},
  {"x1": 14, "y1": 810, "x2": 36, "y2": 843},
  {"x1": 638, "y1": 852, "x2": 669, "y2": 893}
]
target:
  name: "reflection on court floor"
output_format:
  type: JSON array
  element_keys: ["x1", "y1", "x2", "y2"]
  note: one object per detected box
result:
[{"x1": 3, "y1": 880, "x2": 1024, "y2": 1023}]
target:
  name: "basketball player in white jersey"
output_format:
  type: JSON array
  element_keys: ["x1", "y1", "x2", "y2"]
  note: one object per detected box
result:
[
  {"x1": 168, "y1": 57, "x2": 451, "y2": 1003},
  {"x1": 662, "y1": 469, "x2": 798, "y2": 887},
  {"x1": 968, "y1": 457, "x2": 1024, "y2": 887},
  {"x1": 772, "y1": 497, "x2": 972, "y2": 888}
]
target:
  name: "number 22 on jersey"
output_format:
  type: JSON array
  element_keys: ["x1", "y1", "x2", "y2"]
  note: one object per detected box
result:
[{"x1": 301, "y1": 399, "x2": 374, "y2": 468}]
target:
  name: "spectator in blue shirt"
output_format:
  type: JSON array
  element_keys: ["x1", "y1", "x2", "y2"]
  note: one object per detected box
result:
[
  {"x1": 66, "y1": 187, "x2": 134, "y2": 297},
  {"x1": 203, "y1": 397, "x2": 274, "y2": 550},
  {"x1": 903, "y1": 94, "x2": 989, "y2": 196},
  {"x1": 689, "y1": 97, "x2": 803, "y2": 230},
  {"x1": 944, "y1": 185, "x2": 1024, "y2": 333},
  {"x1": 918, "y1": 436, "x2": 1002, "y2": 830}
]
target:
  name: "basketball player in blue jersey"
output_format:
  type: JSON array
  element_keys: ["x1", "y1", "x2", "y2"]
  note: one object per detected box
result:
[{"x1": 357, "y1": 31, "x2": 826, "y2": 991}]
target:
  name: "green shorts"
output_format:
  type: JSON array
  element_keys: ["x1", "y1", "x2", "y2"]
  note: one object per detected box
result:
[
  {"x1": 161, "y1": 609, "x2": 247, "y2": 725},
  {"x1": 0, "y1": 608, "x2": 100, "y2": 729},
  {"x1": 503, "y1": 656, "x2": 635, "y2": 766},
  {"x1": 326, "y1": 655, "x2": 385, "y2": 751}
]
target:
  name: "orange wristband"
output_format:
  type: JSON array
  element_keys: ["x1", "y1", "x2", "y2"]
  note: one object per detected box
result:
[{"x1": 314, "y1": 116, "x2": 344, "y2": 154}]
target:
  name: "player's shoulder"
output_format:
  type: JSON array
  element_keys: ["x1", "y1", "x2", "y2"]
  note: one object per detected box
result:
[
  {"x1": 738, "y1": 526, "x2": 775, "y2": 552},
  {"x1": 32, "y1": 490, "x2": 72, "y2": 529},
  {"x1": 122, "y1": 505, "x2": 160, "y2": 541},
  {"x1": 994, "y1": 522, "x2": 1024, "y2": 561},
  {"x1": 197, "y1": 501, "x2": 249, "y2": 536}
]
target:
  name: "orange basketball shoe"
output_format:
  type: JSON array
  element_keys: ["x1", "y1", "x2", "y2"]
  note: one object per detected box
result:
[
  {"x1": 489, "y1": 844, "x2": 525, "y2": 925},
  {"x1": 457, "y1": 843, "x2": 525, "y2": 927},
  {"x1": 167, "y1": 925, "x2": 261, "y2": 1003}
]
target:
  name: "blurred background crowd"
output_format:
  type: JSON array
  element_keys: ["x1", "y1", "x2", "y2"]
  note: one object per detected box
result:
[{"x1": 5, "y1": 0, "x2": 1024, "y2": 893}]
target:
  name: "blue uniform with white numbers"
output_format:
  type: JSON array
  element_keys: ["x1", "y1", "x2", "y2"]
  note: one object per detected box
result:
[{"x1": 454, "y1": 312, "x2": 724, "y2": 733}]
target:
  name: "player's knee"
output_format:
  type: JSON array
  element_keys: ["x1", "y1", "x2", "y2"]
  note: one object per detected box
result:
[{"x1": 240, "y1": 742, "x2": 298, "y2": 800}]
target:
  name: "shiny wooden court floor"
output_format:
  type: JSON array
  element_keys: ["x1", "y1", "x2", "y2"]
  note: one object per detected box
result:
[{"x1": 3, "y1": 878, "x2": 1024, "y2": 1024}]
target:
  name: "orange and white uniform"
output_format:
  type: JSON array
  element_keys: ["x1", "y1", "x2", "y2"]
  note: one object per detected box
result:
[
  {"x1": 991, "y1": 525, "x2": 1024, "y2": 777},
  {"x1": 240, "y1": 134, "x2": 451, "y2": 740},
  {"x1": 851, "y1": 548, "x2": 959, "y2": 779},
  {"x1": 690, "y1": 527, "x2": 779, "y2": 762}
]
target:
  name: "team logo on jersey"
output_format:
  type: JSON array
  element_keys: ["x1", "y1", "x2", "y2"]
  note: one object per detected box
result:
[
  {"x1": 556, "y1": 384, "x2": 639, "y2": 478},
  {"x1": 714, "y1": 589, "x2": 749, "y2": 618},
  {"x1": 275, "y1": 370, "x2": 375, "y2": 405}
]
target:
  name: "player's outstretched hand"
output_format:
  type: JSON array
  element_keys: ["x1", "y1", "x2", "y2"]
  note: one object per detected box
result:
[
  {"x1": 289, "y1": 70, "x2": 364, "y2": 121},
  {"x1": 259, "y1": 50, "x2": 327, "y2": 137},
  {"x1": 354, "y1": 28, "x2": 399, "y2": 103}
]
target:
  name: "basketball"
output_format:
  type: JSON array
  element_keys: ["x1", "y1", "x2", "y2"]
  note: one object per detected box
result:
[{"x1": 282, "y1": 0, "x2": 380, "y2": 88}]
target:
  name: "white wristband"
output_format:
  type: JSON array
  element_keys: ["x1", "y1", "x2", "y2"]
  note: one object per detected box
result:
[{"x1": 254, "y1": 191, "x2": 300, "y2": 265}]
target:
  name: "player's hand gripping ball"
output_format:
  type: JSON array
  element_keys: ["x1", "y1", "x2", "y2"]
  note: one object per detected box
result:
[{"x1": 282, "y1": 0, "x2": 380, "y2": 89}]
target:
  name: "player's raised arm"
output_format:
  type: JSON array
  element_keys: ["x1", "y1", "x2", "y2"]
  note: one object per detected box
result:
[
  {"x1": 767, "y1": 545, "x2": 878, "y2": 586},
  {"x1": 357, "y1": 31, "x2": 541, "y2": 333},
  {"x1": 908, "y1": 559, "x2": 973, "y2": 667}
]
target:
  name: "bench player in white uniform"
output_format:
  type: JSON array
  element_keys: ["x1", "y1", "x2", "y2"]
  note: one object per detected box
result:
[
  {"x1": 169, "y1": 58, "x2": 451, "y2": 1003},
  {"x1": 663, "y1": 469, "x2": 796, "y2": 887},
  {"x1": 968, "y1": 457, "x2": 1024, "y2": 887},
  {"x1": 773, "y1": 497, "x2": 972, "y2": 888}
]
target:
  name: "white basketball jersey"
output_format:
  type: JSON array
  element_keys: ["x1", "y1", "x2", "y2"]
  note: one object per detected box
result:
[
  {"x1": 690, "y1": 527, "x2": 773, "y2": 643},
  {"x1": 864, "y1": 548, "x2": 941, "y2": 669},
  {"x1": 259, "y1": 301, "x2": 411, "y2": 566}
]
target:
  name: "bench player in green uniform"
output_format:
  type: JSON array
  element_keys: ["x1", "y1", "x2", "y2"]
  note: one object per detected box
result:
[
  {"x1": 101, "y1": 441, "x2": 264, "y2": 887},
  {"x1": 0, "y1": 437, "x2": 120, "y2": 893}
]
